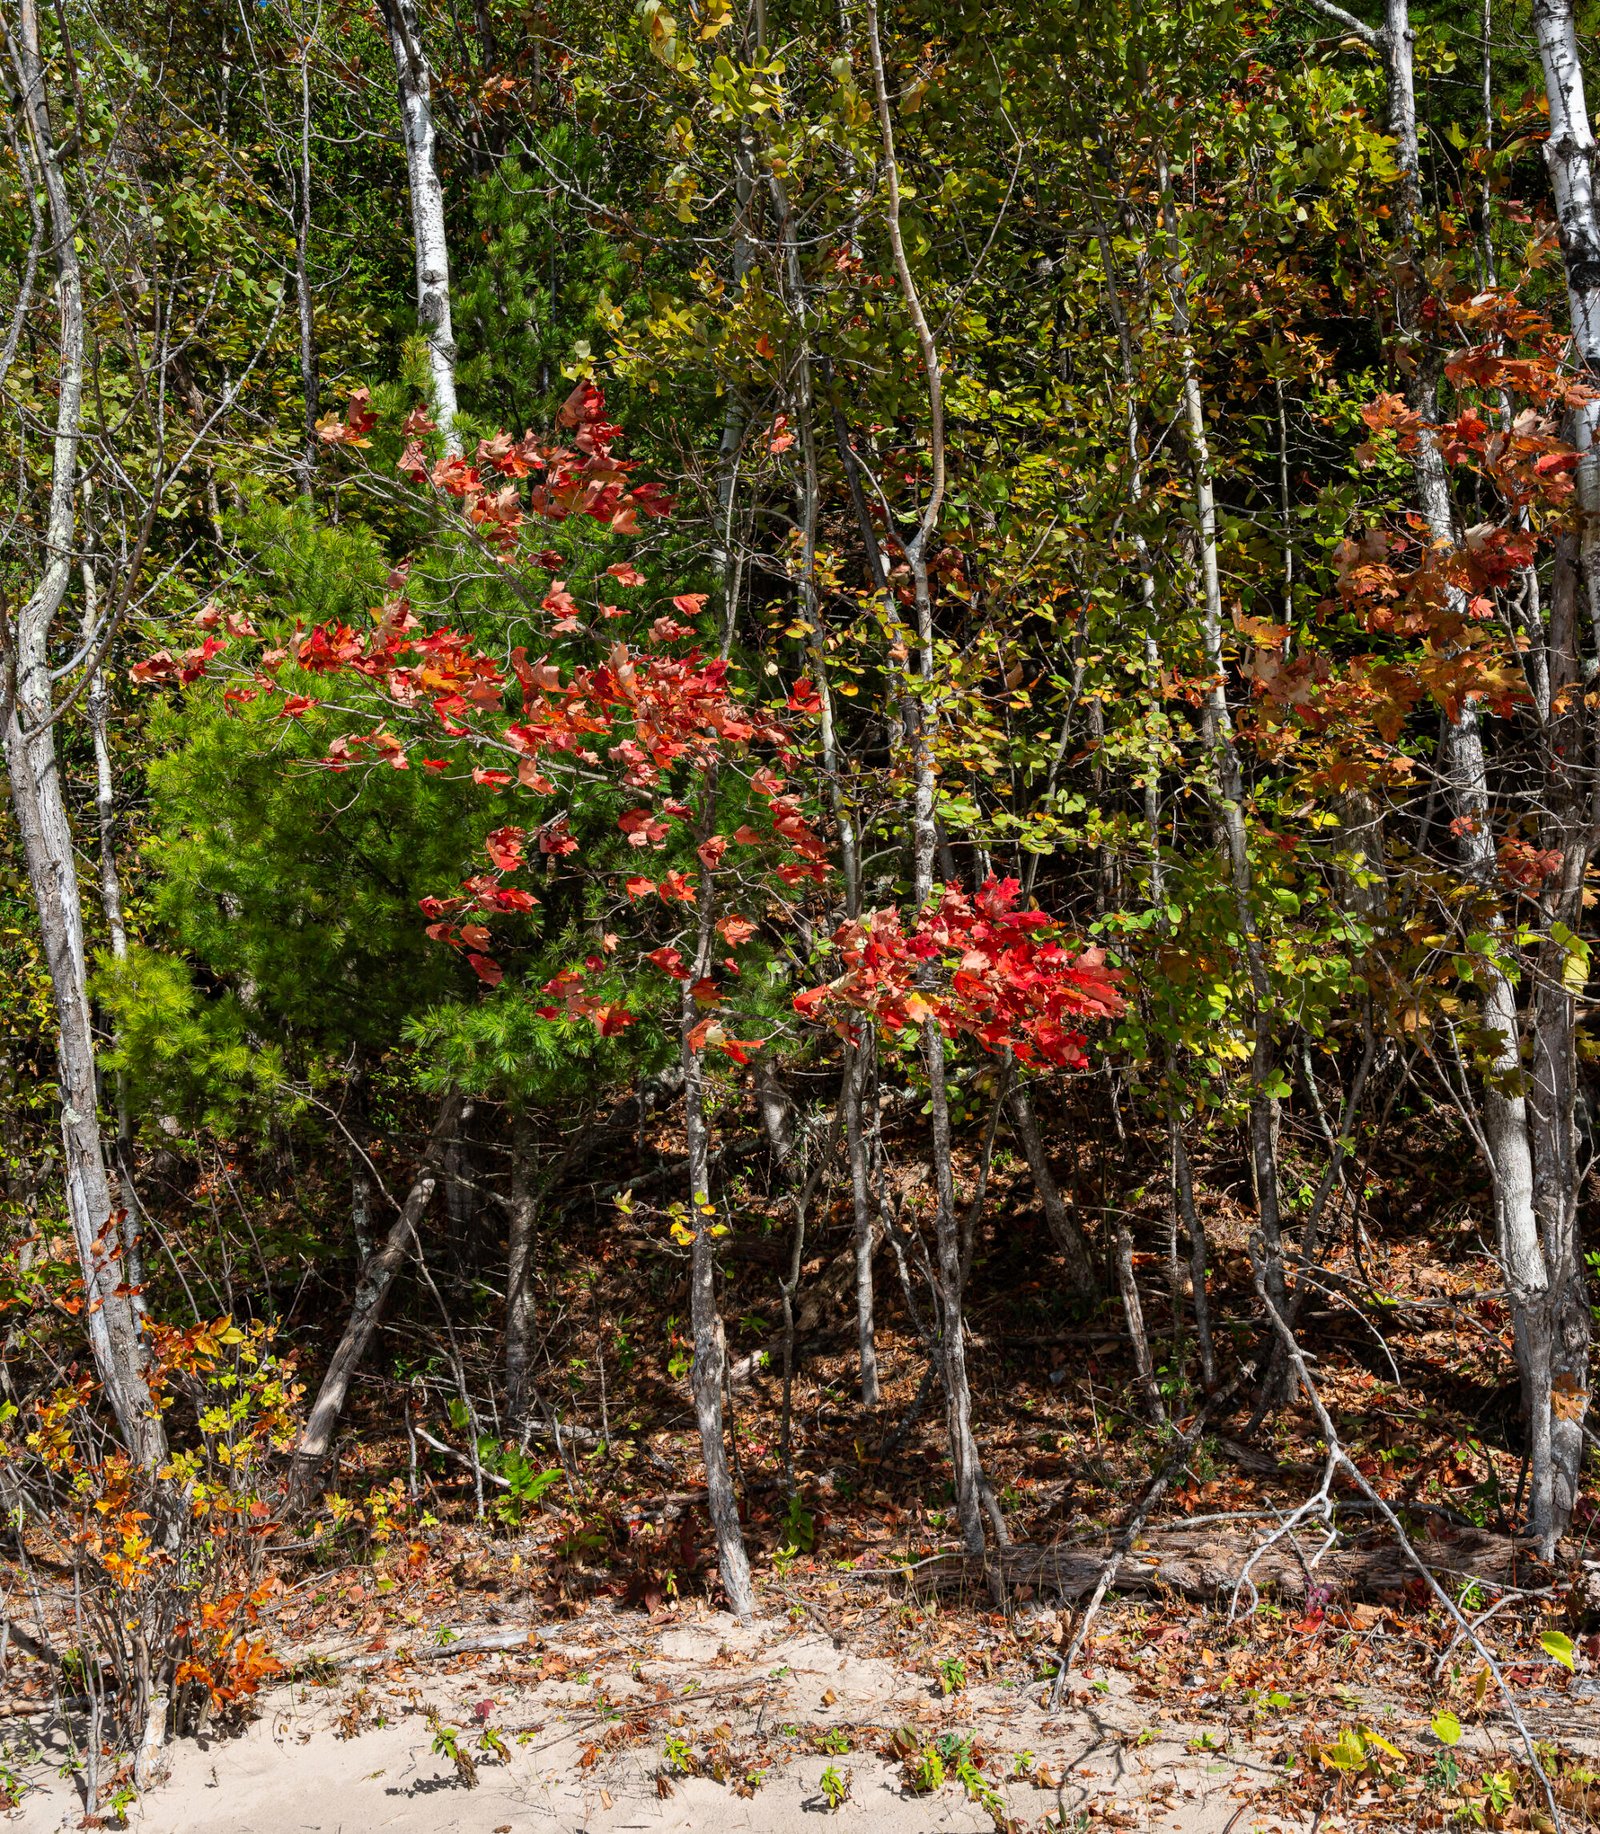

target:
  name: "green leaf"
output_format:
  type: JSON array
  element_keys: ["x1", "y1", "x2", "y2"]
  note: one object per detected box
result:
[
  {"x1": 1362, "y1": 1727, "x2": 1404, "y2": 1762},
  {"x1": 1430, "y1": 1710, "x2": 1462, "y2": 1747},
  {"x1": 1323, "y1": 1728, "x2": 1367, "y2": 1772},
  {"x1": 1540, "y1": 1630, "x2": 1575, "y2": 1671}
]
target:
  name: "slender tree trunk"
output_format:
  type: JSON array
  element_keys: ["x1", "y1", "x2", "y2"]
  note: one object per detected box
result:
[
  {"x1": 1008, "y1": 1080, "x2": 1095, "y2": 1298},
  {"x1": 505, "y1": 1109, "x2": 537, "y2": 1434},
  {"x1": 1, "y1": 2, "x2": 162, "y2": 1470},
  {"x1": 350, "y1": 1149, "x2": 374, "y2": 1267},
  {"x1": 865, "y1": 0, "x2": 987, "y2": 1557},
  {"x1": 1375, "y1": 0, "x2": 1554, "y2": 1520},
  {"x1": 772, "y1": 172, "x2": 880, "y2": 1401},
  {"x1": 1527, "y1": 0, "x2": 1600, "y2": 1553},
  {"x1": 294, "y1": 34, "x2": 319, "y2": 493},
  {"x1": 1091, "y1": 187, "x2": 1216, "y2": 1380},
  {"x1": 712, "y1": 70, "x2": 758, "y2": 627},
  {"x1": 682, "y1": 782, "x2": 755, "y2": 1616},
  {"x1": 1533, "y1": 0, "x2": 1600, "y2": 638},
  {"x1": 844, "y1": 1031, "x2": 880, "y2": 1403},
  {"x1": 290, "y1": 1090, "x2": 462, "y2": 1499},
  {"x1": 923, "y1": 1017, "x2": 987, "y2": 1555},
  {"x1": 754, "y1": 1052, "x2": 793, "y2": 1171},
  {"x1": 819, "y1": 354, "x2": 889, "y2": 595},
  {"x1": 1522, "y1": 535, "x2": 1592, "y2": 1553},
  {"x1": 78, "y1": 489, "x2": 144, "y2": 1312},
  {"x1": 1115, "y1": 1224, "x2": 1166, "y2": 1425},
  {"x1": 1153, "y1": 147, "x2": 1289, "y2": 1345},
  {"x1": 1169, "y1": 1111, "x2": 1217, "y2": 1388},
  {"x1": 381, "y1": 0, "x2": 459, "y2": 454}
]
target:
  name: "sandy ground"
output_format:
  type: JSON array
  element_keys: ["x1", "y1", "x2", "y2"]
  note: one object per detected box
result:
[{"x1": 5, "y1": 1606, "x2": 1313, "y2": 1833}]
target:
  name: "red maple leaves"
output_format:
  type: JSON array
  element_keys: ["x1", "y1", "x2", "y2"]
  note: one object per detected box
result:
[
  {"x1": 390, "y1": 381, "x2": 674, "y2": 549},
  {"x1": 793, "y1": 877, "x2": 1124, "y2": 1067},
  {"x1": 133, "y1": 384, "x2": 1121, "y2": 1081}
]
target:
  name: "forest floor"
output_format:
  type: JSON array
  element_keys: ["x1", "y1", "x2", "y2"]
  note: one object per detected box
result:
[
  {"x1": 9, "y1": 1099, "x2": 1600, "y2": 1828},
  {"x1": 5, "y1": 1544, "x2": 1600, "y2": 1832}
]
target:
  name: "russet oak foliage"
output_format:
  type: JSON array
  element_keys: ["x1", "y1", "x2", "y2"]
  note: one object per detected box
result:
[
  {"x1": 134, "y1": 384, "x2": 1124, "y2": 1065},
  {"x1": 1241, "y1": 294, "x2": 1594, "y2": 798}
]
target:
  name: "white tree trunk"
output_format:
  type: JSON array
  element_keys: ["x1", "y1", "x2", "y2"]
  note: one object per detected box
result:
[
  {"x1": 1527, "y1": 0, "x2": 1600, "y2": 1554},
  {"x1": 2, "y1": 3, "x2": 162, "y2": 1469},
  {"x1": 383, "y1": 0, "x2": 459, "y2": 454},
  {"x1": 1371, "y1": 0, "x2": 1593, "y2": 1548},
  {"x1": 682, "y1": 790, "x2": 755, "y2": 1617}
]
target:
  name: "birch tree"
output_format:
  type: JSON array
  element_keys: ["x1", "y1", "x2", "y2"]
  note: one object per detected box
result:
[
  {"x1": 381, "y1": 0, "x2": 461, "y2": 454},
  {"x1": 0, "y1": 0, "x2": 163, "y2": 1469}
]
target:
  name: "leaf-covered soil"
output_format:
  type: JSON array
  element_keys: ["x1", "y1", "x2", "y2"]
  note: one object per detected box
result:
[
  {"x1": 9, "y1": 1098, "x2": 1600, "y2": 1829},
  {"x1": 7, "y1": 1566, "x2": 1600, "y2": 1832}
]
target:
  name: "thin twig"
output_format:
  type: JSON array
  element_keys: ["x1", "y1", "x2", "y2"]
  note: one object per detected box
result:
[{"x1": 1247, "y1": 1246, "x2": 1563, "y2": 1832}]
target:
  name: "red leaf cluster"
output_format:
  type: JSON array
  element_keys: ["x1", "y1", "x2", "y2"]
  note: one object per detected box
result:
[
  {"x1": 396, "y1": 382, "x2": 675, "y2": 549},
  {"x1": 794, "y1": 877, "x2": 1124, "y2": 1067},
  {"x1": 1499, "y1": 837, "x2": 1565, "y2": 892}
]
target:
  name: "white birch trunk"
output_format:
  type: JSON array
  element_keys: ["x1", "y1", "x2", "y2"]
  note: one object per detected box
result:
[
  {"x1": 1527, "y1": 0, "x2": 1600, "y2": 1553},
  {"x1": 383, "y1": 0, "x2": 460, "y2": 455},
  {"x1": 1381, "y1": 2, "x2": 1552, "y2": 1521},
  {"x1": 2, "y1": 2, "x2": 162, "y2": 1469}
]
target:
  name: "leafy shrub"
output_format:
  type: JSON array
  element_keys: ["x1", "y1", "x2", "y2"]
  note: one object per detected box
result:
[{"x1": 0, "y1": 1318, "x2": 301, "y2": 1810}]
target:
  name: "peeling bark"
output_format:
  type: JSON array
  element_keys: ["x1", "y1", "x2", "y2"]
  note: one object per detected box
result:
[
  {"x1": 1, "y1": 1, "x2": 161, "y2": 1469},
  {"x1": 381, "y1": 0, "x2": 459, "y2": 453}
]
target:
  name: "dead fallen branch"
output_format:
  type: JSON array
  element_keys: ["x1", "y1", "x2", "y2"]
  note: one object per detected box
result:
[
  {"x1": 1244, "y1": 1249, "x2": 1563, "y2": 1831},
  {"x1": 843, "y1": 1517, "x2": 1537, "y2": 1606}
]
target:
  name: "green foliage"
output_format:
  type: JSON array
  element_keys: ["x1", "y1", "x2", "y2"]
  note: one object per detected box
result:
[
  {"x1": 457, "y1": 141, "x2": 636, "y2": 429},
  {"x1": 138, "y1": 510, "x2": 501, "y2": 1060},
  {"x1": 94, "y1": 947, "x2": 295, "y2": 1140},
  {"x1": 474, "y1": 1439, "x2": 565, "y2": 1523},
  {"x1": 402, "y1": 988, "x2": 667, "y2": 1110}
]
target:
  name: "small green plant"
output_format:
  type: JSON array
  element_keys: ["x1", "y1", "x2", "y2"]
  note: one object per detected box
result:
[
  {"x1": 663, "y1": 1733, "x2": 696, "y2": 1776},
  {"x1": 955, "y1": 1750, "x2": 1005, "y2": 1820},
  {"x1": 908, "y1": 1744, "x2": 945, "y2": 1793},
  {"x1": 938, "y1": 1655, "x2": 968, "y2": 1697},
  {"x1": 475, "y1": 1441, "x2": 565, "y2": 1524},
  {"x1": 1426, "y1": 1750, "x2": 1461, "y2": 1795},
  {"x1": 1482, "y1": 1770, "x2": 1516, "y2": 1814},
  {"x1": 428, "y1": 1718, "x2": 478, "y2": 1789},
  {"x1": 780, "y1": 1492, "x2": 816, "y2": 1554},
  {"x1": 819, "y1": 1762, "x2": 850, "y2": 1810},
  {"x1": 1317, "y1": 1725, "x2": 1406, "y2": 1786},
  {"x1": 816, "y1": 1727, "x2": 851, "y2": 1755}
]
